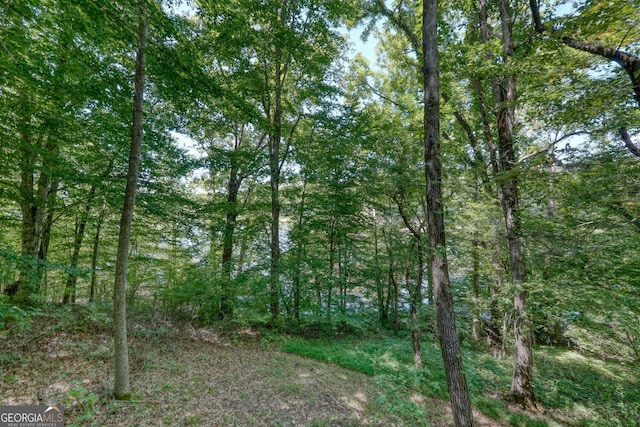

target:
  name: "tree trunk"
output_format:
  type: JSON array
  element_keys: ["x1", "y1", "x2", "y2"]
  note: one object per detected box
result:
[
  {"x1": 406, "y1": 239, "x2": 423, "y2": 367},
  {"x1": 113, "y1": 6, "x2": 146, "y2": 401},
  {"x1": 394, "y1": 194, "x2": 427, "y2": 366},
  {"x1": 475, "y1": 0, "x2": 507, "y2": 360},
  {"x1": 220, "y1": 160, "x2": 241, "y2": 319},
  {"x1": 328, "y1": 220, "x2": 338, "y2": 321},
  {"x1": 16, "y1": 134, "x2": 38, "y2": 301},
  {"x1": 314, "y1": 275, "x2": 322, "y2": 318},
  {"x1": 268, "y1": 52, "x2": 283, "y2": 321},
  {"x1": 423, "y1": 0, "x2": 474, "y2": 423},
  {"x1": 373, "y1": 212, "x2": 387, "y2": 325},
  {"x1": 493, "y1": 0, "x2": 537, "y2": 409},
  {"x1": 392, "y1": 266, "x2": 399, "y2": 335},
  {"x1": 15, "y1": 133, "x2": 58, "y2": 303},
  {"x1": 292, "y1": 179, "x2": 307, "y2": 320},
  {"x1": 90, "y1": 199, "x2": 107, "y2": 303},
  {"x1": 470, "y1": 239, "x2": 481, "y2": 343},
  {"x1": 63, "y1": 184, "x2": 97, "y2": 305},
  {"x1": 383, "y1": 228, "x2": 395, "y2": 326},
  {"x1": 37, "y1": 178, "x2": 59, "y2": 296}
]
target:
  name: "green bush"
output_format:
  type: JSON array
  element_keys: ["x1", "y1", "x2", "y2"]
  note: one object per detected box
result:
[{"x1": 0, "y1": 299, "x2": 32, "y2": 331}]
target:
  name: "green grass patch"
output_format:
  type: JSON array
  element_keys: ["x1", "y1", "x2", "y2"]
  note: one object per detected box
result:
[
  {"x1": 281, "y1": 332, "x2": 640, "y2": 426},
  {"x1": 281, "y1": 338, "x2": 377, "y2": 375}
]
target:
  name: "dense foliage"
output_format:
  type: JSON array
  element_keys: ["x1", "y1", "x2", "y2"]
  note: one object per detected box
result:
[{"x1": 1, "y1": 0, "x2": 638, "y2": 424}]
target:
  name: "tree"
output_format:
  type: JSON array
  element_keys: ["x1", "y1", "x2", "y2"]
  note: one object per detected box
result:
[
  {"x1": 423, "y1": 0, "x2": 474, "y2": 423},
  {"x1": 63, "y1": 161, "x2": 114, "y2": 304},
  {"x1": 113, "y1": 2, "x2": 147, "y2": 400},
  {"x1": 488, "y1": 0, "x2": 537, "y2": 408}
]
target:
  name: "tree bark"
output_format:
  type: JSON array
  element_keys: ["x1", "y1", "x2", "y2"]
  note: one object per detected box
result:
[
  {"x1": 220, "y1": 144, "x2": 243, "y2": 319},
  {"x1": 328, "y1": 217, "x2": 338, "y2": 320},
  {"x1": 13, "y1": 127, "x2": 57, "y2": 302},
  {"x1": 423, "y1": 0, "x2": 474, "y2": 424},
  {"x1": 292, "y1": 179, "x2": 307, "y2": 320},
  {"x1": 63, "y1": 184, "x2": 97, "y2": 305},
  {"x1": 268, "y1": 44, "x2": 284, "y2": 321},
  {"x1": 373, "y1": 212, "x2": 387, "y2": 325},
  {"x1": 394, "y1": 195, "x2": 426, "y2": 366},
  {"x1": 470, "y1": 239, "x2": 481, "y2": 342},
  {"x1": 37, "y1": 178, "x2": 59, "y2": 296},
  {"x1": 493, "y1": 0, "x2": 537, "y2": 409},
  {"x1": 392, "y1": 264, "x2": 399, "y2": 335},
  {"x1": 113, "y1": 6, "x2": 146, "y2": 401},
  {"x1": 90, "y1": 199, "x2": 107, "y2": 303},
  {"x1": 406, "y1": 239, "x2": 423, "y2": 367}
]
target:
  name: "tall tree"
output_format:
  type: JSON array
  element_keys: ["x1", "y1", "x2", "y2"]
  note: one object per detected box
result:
[
  {"x1": 488, "y1": 0, "x2": 537, "y2": 408},
  {"x1": 113, "y1": 2, "x2": 147, "y2": 400},
  {"x1": 422, "y1": 0, "x2": 474, "y2": 423},
  {"x1": 362, "y1": 1, "x2": 474, "y2": 420},
  {"x1": 63, "y1": 161, "x2": 114, "y2": 304}
]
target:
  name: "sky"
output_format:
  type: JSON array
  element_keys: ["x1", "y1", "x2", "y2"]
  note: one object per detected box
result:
[{"x1": 347, "y1": 23, "x2": 380, "y2": 65}]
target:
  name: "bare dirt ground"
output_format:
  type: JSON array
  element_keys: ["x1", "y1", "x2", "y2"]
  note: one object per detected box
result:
[{"x1": 0, "y1": 314, "x2": 501, "y2": 426}]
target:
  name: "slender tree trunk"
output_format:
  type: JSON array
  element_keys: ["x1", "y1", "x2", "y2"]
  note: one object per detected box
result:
[
  {"x1": 292, "y1": 179, "x2": 307, "y2": 320},
  {"x1": 37, "y1": 178, "x2": 59, "y2": 296},
  {"x1": 473, "y1": 7, "x2": 505, "y2": 357},
  {"x1": 17, "y1": 132, "x2": 38, "y2": 301},
  {"x1": 493, "y1": 0, "x2": 537, "y2": 409},
  {"x1": 220, "y1": 162, "x2": 241, "y2": 319},
  {"x1": 341, "y1": 249, "x2": 348, "y2": 313},
  {"x1": 113, "y1": 7, "x2": 146, "y2": 400},
  {"x1": 314, "y1": 275, "x2": 322, "y2": 318},
  {"x1": 423, "y1": 0, "x2": 473, "y2": 424},
  {"x1": 385, "y1": 264, "x2": 393, "y2": 325},
  {"x1": 383, "y1": 229, "x2": 394, "y2": 326},
  {"x1": 268, "y1": 56, "x2": 283, "y2": 321},
  {"x1": 326, "y1": 283, "x2": 332, "y2": 321},
  {"x1": 373, "y1": 212, "x2": 387, "y2": 325},
  {"x1": 328, "y1": 218, "x2": 339, "y2": 320},
  {"x1": 392, "y1": 267, "x2": 399, "y2": 335},
  {"x1": 90, "y1": 199, "x2": 107, "y2": 303},
  {"x1": 406, "y1": 239, "x2": 423, "y2": 367},
  {"x1": 237, "y1": 225, "x2": 248, "y2": 275},
  {"x1": 394, "y1": 194, "x2": 426, "y2": 365},
  {"x1": 63, "y1": 185, "x2": 97, "y2": 304},
  {"x1": 470, "y1": 239, "x2": 481, "y2": 342},
  {"x1": 15, "y1": 133, "x2": 57, "y2": 303}
]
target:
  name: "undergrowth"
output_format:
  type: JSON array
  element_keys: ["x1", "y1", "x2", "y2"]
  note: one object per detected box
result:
[
  {"x1": 281, "y1": 332, "x2": 640, "y2": 426},
  {"x1": 3, "y1": 303, "x2": 638, "y2": 426}
]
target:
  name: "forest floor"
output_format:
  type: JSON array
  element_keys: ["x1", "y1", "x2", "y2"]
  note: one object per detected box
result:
[
  {"x1": 2, "y1": 305, "x2": 637, "y2": 426},
  {"x1": 0, "y1": 307, "x2": 503, "y2": 426}
]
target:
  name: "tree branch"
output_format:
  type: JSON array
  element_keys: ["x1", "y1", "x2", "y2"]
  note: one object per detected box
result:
[
  {"x1": 364, "y1": 79, "x2": 405, "y2": 109},
  {"x1": 561, "y1": 37, "x2": 640, "y2": 107},
  {"x1": 517, "y1": 131, "x2": 587, "y2": 164},
  {"x1": 373, "y1": 0, "x2": 422, "y2": 60},
  {"x1": 620, "y1": 127, "x2": 640, "y2": 158}
]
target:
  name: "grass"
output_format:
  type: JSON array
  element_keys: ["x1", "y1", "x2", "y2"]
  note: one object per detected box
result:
[{"x1": 280, "y1": 332, "x2": 640, "y2": 426}]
